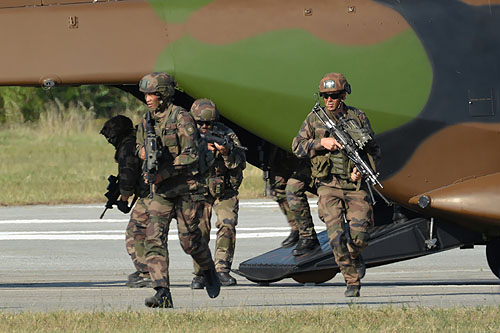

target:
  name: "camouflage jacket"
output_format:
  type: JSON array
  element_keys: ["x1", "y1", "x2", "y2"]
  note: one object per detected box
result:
[
  {"x1": 136, "y1": 103, "x2": 201, "y2": 184},
  {"x1": 205, "y1": 122, "x2": 246, "y2": 196},
  {"x1": 292, "y1": 103, "x2": 380, "y2": 190},
  {"x1": 115, "y1": 131, "x2": 149, "y2": 198}
]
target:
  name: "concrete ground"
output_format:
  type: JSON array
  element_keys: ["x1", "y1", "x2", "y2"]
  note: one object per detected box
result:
[{"x1": 0, "y1": 201, "x2": 498, "y2": 312}]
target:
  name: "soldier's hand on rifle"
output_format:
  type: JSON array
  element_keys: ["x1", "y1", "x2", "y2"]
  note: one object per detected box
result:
[
  {"x1": 214, "y1": 142, "x2": 229, "y2": 156},
  {"x1": 139, "y1": 146, "x2": 146, "y2": 160},
  {"x1": 117, "y1": 197, "x2": 130, "y2": 213},
  {"x1": 351, "y1": 167, "x2": 362, "y2": 182},
  {"x1": 144, "y1": 173, "x2": 163, "y2": 185},
  {"x1": 207, "y1": 142, "x2": 216, "y2": 153},
  {"x1": 321, "y1": 137, "x2": 343, "y2": 151}
]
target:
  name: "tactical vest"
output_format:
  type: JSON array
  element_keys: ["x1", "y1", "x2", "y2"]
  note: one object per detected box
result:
[
  {"x1": 310, "y1": 107, "x2": 370, "y2": 190},
  {"x1": 205, "y1": 124, "x2": 244, "y2": 198},
  {"x1": 141, "y1": 104, "x2": 201, "y2": 177},
  {"x1": 158, "y1": 104, "x2": 182, "y2": 160}
]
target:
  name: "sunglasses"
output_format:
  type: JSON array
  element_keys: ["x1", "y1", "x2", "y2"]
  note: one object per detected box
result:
[
  {"x1": 196, "y1": 120, "x2": 214, "y2": 127},
  {"x1": 320, "y1": 92, "x2": 343, "y2": 100}
]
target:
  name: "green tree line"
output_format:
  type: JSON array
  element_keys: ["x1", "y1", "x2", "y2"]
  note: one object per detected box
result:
[{"x1": 0, "y1": 85, "x2": 143, "y2": 124}]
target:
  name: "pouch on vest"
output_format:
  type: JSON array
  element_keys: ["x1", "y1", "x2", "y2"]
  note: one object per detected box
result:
[
  {"x1": 208, "y1": 176, "x2": 225, "y2": 198},
  {"x1": 228, "y1": 168, "x2": 243, "y2": 191},
  {"x1": 311, "y1": 153, "x2": 332, "y2": 179}
]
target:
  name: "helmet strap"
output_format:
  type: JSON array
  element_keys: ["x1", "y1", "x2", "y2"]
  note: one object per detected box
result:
[{"x1": 154, "y1": 96, "x2": 170, "y2": 114}]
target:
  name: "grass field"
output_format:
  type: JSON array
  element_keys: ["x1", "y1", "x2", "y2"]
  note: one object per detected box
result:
[
  {"x1": 1, "y1": 307, "x2": 499, "y2": 332},
  {"x1": 3, "y1": 117, "x2": 498, "y2": 332},
  {"x1": 0, "y1": 124, "x2": 265, "y2": 206}
]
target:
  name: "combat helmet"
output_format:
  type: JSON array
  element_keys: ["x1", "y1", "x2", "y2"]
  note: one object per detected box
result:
[
  {"x1": 319, "y1": 73, "x2": 351, "y2": 95},
  {"x1": 100, "y1": 115, "x2": 134, "y2": 147},
  {"x1": 190, "y1": 98, "x2": 219, "y2": 122},
  {"x1": 139, "y1": 72, "x2": 176, "y2": 100}
]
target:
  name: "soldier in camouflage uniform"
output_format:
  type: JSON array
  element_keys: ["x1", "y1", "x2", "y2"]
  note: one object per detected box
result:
[
  {"x1": 286, "y1": 161, "x2": 320, "y2": 256},
  {"x1": 293, "y1": 73, "x2": 380, "y2": 297},
  {"x1": 100, "y1": 115, "x2": 152, "y2": 288},
  {"x1": 268, "y1": 147, "x2": 300, "y2": 247},
  {"x1": 189, "y1": 98, "x2": 246, "y2": 288},
  {"x1": 268, "y1": 147, "x2": 318, "y2": 255},
  {"x1": 136, "y1": 72, "x2": 220, "y2": 308}
]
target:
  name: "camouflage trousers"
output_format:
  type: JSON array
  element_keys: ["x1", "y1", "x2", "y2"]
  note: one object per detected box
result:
[
  {"x1": 125, "y1": 198, "x2": 150, "y2": 276},
  {"x1": 193, "y1": 190, "x2": 239, "y2": 275},
  {"x1": 271, "y1": 174, "x2": 297, "y2": 231},
  {"x1": 317, "y1": 186, "x2": 373, "y2": 286},
  {"x1": 145, "y1": 192, "x2": 214, "y2": 289},
  {"x1": 286, "y1": 177, "x2": 316, "y2": 239},
  {"x1": 272, "y1": 174, "x2": 316, "y2": 239}
]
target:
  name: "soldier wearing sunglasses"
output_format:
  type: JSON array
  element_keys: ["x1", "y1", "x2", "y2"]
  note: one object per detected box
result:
[{"x1": 292, "y1": 73, "x2": 381, "y2": 297}]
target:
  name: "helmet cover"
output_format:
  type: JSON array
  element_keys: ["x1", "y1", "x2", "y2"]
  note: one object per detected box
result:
[
  {"x1": 138, "y1": 72, "x2": 176, "y2": 99},
  {"x1": 190, "y1": 98, "x2": 220, "y2": 122},
  {"x1": 319, "y1": 72, "x2": 351, "y2": 94}
]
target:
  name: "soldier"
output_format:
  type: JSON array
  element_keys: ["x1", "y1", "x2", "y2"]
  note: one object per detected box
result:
[
  {"x1": 100, "y1": 115, "x2": 151, "y2": 288},
  {"x1": 286, "y1": 163, "x2": 320, "y2": 256},
  {"x1": 136, "y1": 72, "x2": 220, "y2": 308},
  {"x1": 268, "y1": 147, "x2": 300, "y2": 247},
  {"x1": 189, "y1": 98, "x2": 246, "y2": 288},
  {"x1": 292, "y1": 73, "x2": 380, "y2": 297},
  {"x1": 268, "y1": 147, "x2": 318, "y2": 255}
]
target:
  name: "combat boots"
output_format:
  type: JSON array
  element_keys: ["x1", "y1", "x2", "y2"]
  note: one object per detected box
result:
[
  {"x1": 190, "y1": 275, "x2": 205, "y2": 289},
  {"x1": 128, "y1": 271, "x2": 140, "y2": 281},
  {"x1": 352, "y1": 255, "x2": 366, "y2": 280},
  {"x1": 145, "y1": 287, "x2": 174, "y2": 308},
  {"x1": 217, "y1": 272, "x2": 237, "y2": 286},
  {"x1": 127, "y1": 271, "x2": 152, "y2": 288},
  {"x1": 344, "y1": 285, "x2": 361, "y2": 297},
  {"x1": 281, "y1": 230, "x2": 299, "y2": 247},
  {"x1": 292, "y1": 237, "x2": 320, "y2": 256},
  {"x1": 202, "y1": 264, "x2": 221, "y2": 298}
]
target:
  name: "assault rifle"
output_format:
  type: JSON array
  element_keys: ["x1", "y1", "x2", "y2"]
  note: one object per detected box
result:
[
  {"x1": 99, "y1": 175, "x2": 137, "y2": 219},
  {"x1": 144, "y1": 111, "x2": 161, "y2": 198},
  {"x1": 311, "y1": 101, "x2": 391, "y2": 205},
  {"x1": 201, "y1": 130, "x2": 248, "y2": 151},
  {"x1": 257, "y1": 142, "x2": 271, "y2": 197}
]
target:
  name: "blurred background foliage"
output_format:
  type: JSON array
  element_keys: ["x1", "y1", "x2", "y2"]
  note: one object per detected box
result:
[
  {"x1": 0, "y1": 85, "x2": 144, "y2": 126},
  {"x1": 0, "y1": 85, "x2": 265, "y2": 205}
]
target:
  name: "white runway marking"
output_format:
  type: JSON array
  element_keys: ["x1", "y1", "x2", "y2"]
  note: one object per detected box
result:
[
  {"x1": 0, "y1": 227, "x2": 325, "y2": 240},
  {"x1": 0, "y1": 201, "x2": 322, "y2": 240},
  {"x1": 0, "y1": 232, "x2": 297, "y2": 240},
  {"x1": 0, "y1": 219, "x2": 127, "y2": 224}
]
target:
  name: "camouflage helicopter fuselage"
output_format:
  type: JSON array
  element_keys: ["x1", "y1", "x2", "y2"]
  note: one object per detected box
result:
[{"x1": 1, "y1": 0, "x2": 500, "y2": 274}]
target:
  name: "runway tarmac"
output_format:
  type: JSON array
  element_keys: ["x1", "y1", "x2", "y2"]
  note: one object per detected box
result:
[{"x1": 0, "y1": 200, "x2": 499, "y2": 312}]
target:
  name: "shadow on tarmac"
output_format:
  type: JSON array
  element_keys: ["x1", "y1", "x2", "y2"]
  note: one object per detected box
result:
[{"x1": 1, "y1": 279, "x2": 497, "y2": 289}]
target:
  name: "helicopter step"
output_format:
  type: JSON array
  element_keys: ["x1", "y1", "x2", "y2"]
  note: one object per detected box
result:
[{"x1": 235, "y1": 216, "x2": 485, "y2": 284}]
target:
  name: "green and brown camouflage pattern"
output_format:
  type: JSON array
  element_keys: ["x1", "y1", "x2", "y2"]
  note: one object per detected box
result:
[
  {"x1": 145, "y1": 191, "x2": 212, "y2": 289},
  {"x1": 138, "y1": 72, "x2": 176, "y2": 100},
  {"x1": 136, "y1": 103, "x2": 200, "y2": 180},
  {"x1": 268, "y1": 147, "x2": 316, "y2": 238},
  {"x1": 286, "y1": 176, "x2": 316, "y2": 240},
  {"x1": 319, "y1": 73, "x2": 351, "y2": 94},
  {"x1": 125, "y1": 198, "x2": 150, "y2": 275},
  {"x1": 190, "y1": 114, "x2": 245, "y2": 274},
  {"x1": 317, "y1": 186, "x2": 373, "y2": 286},
  {"x1": 190, "y1": 98, "x2": 220, "y2": 122},
  {"x1": 194, "y1": 193, "x2": 239, "y2": 275},
  {"x1": 292, "y1": 103, "x2": 380, "y2": 190},
  {"x1": 0, "y1": 1, "x2": 500, "y2": 244},
  {"x1": 136, "y1": 97, "x2": 214, "y2": 289}
]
